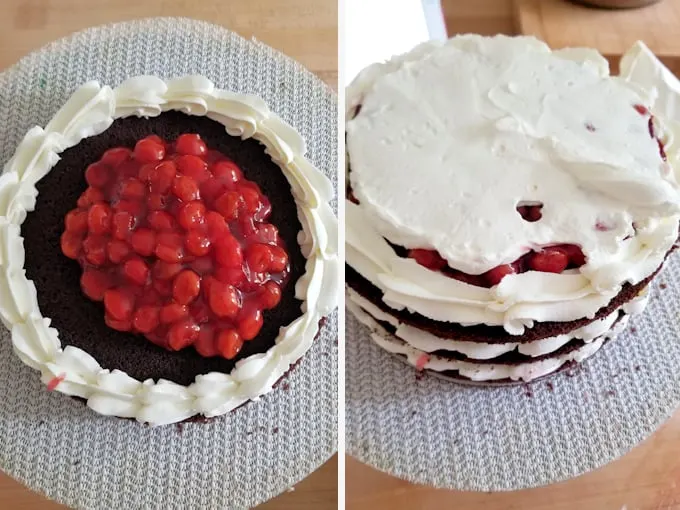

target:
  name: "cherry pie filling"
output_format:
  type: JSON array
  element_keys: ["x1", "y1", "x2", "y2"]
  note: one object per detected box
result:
[{"x1": 61, "y1": 133, "x2": 290, "y2": 360}]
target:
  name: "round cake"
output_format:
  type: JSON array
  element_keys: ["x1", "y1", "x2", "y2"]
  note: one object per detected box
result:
[
  {"x1": 0, "y1": 75, "x2": 338, "y2": 424},
  {"x1": 345, "y1": 35, "x2": 680, "y2": 384}
]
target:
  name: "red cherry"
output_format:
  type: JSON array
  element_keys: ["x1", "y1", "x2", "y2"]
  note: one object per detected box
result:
[
  {"x1": 516, "y1": 204, "x2": 543, "y2": 222},
  {"x1": 172, "y1": 269, "x2": 201, "y2": 305},
  {"x1": 190, "y1": 301, "x2": 211, "y2": 323},
  {"x1": 185, "y1": 230, "x2": 212, "y2": 256},
  {"x1": 200, "y1": 178, "x2": 226, "y2": 205},
  {"x1": 153, "y1": 260, "x2": 183, "y2": 280},
  {"x1": 269, "y1": 245, "x2": 289, "y2": 272},
  {"x1": 153, "y1": 278, "x2": 173, "y2": 297},
  {"x1": 484, "y1": 264, "x2": 516, "y2": 286},
  {"x1": 105, "y1": 314, "x2": 132, "y2": 332},
  {"x1": 134, "y1": 138, "x2": 165, "y2": 163},
  {"x1": 212, "y1": 160, "x2": 243, "y2": 184},
  {"x1": 149, "y1": 161, "x2": 176, "y2": 194},
  {"x1": 260, "y1": 281, "x2": 282, "y2": 309},
  {"x1": 113, "y1": 199, "x2": 144, "y2": 218},
  {"x1": 138, "y1": 163, "x2": 156, "y2": 183},
  {"x1": 100, "y1": 147, "x2": 132, "y2": 167},
  {"x1": 85, "y1": 162, "x2": 110, "y2": 188},
  {"x1": 449, "y1": 270, "x2": 486, "y2": 287},
  {"x1": 195, "y1": 326, "x2": 218, "y2": 357},
  {"x1": 214, "y1": 191, "x2": 242, "y2": 220},
  {"x1": 107, "y1": 239, "x2": 131, "y2": 264},
  {"x1": 119, "y1": 178, "x2": 146, "y2": 200},
  {"x1": 80, "y1": 269, "x2": 113, "y2": 301},
  {"x1": 240, "y1": 186, "x2": 261, "y2": 214},
  {"x1": 77, "y1": 187, "x2": 105, "y2": 208},
  {"x1": 216, "y1": 329, "x2": 244, "y2": 359},
  {"x1": 172, "y1": 175, "x2": 200, "y2": 202},
  {"x1": 238, "y1": 305, "x2": 263, "y2": 340},
  {"x1": 214, "y1": 236, "x2": 243, "y2": 267},
  {"x1": 176, "y1": 154, "x2": 209, "y2": 183},
  {"x1": 82, "y1": 235, "x2": 108, "y2": 265},
  {"x1": 167, "y1": 320, "x2": 200, "y2": 351},
  {"x1": 177, "y1": 201, "x2": 206, "y2": 230},
  {"x1": 528, "y1": 248, "x2": 569, "y2": 273},
  {"x1": 208, "y1": 281, "x2": 241, "y2": 318},
  {"x1": 559, "y1": 244, "x2": 587, "y2": 267},
  {"x1": 246, "y1": 243, "x2": 273, "y2": 272},
  {"x1": 123, "y1": 258, "x2": 149, "y2": 286},
  {"x1": 155, "y1": 232, "x2": 184, "y2": 263},
  {"x1": 216, "y1": 329, "x2": 243, "y2": 359},
  {"x1": 87, "y1": 203, "x2": 112, "y2": 235},
  {"x1": 132, "y1": 306, "x2": 160, "y2": 334},
  {"x1": 214, "y1": 266, "x2": 246, "y2": 286},
  {"x1": 130, "y1": 228, "x2": 156, "y2": 257},
  {"x1": 160, "y1": 303, "x2": 190, "y2": 324},
  {"x1": 65, "y1": 210, "x2": 89, "y2": 234},
  {"x1": 111, "y1": 211, "x2": 135, "y2": 240},
  {"x1": 408, "y1": 249, "x2": 446, "y2": 271},
  {"x1": 148, "y1": 210, "x2": 176, "y2": 231},
  {"x1": 205, "y1": 211, "x2": 230, "y2": 241},
  {"x1": 175, "y1": 134, "x2": 207, "y2": 157},
  {"x1": 60, "y1": 232, "x2": 82, "y2": 260},
  {"x1": 147, "y1": 193, "x2": 168, "y2": 211},
  {"x1": 103, "y1": 288, "x2": 135, "y2": 321}
]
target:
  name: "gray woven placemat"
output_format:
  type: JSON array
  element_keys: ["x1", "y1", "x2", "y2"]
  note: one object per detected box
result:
[
  {"x1": 0, "y1": 18, "x2": 337, "y2": 510},
  {"x1": 347, "y1": 254, "x2": 680, "y2": 491}
]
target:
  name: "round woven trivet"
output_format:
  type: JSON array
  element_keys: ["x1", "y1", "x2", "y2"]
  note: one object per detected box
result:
[
  {"x1": 0, "y1": 18, "x2": 337, "y2": 510},
  {"x1": 347, "y1": 256, "x2": 680, "y2": 491}
]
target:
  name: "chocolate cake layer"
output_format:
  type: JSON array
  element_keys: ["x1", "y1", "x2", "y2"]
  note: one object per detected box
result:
[
  {"x1": 368, "y1": 310, "x2": 623, "y2": 364},
  {"x1": 22, "y1": 111, "x2": 306, "y2": 386},
  {"x1": 346, "y1": 264, "x2": 656, "y2": 343}
]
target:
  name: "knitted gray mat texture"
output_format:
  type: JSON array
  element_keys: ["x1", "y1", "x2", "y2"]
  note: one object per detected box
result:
[
  {"x1": 347, "y1": 254, "x2": 680, "y2": 491},
  {"x1": 0, "y1": 18, "x2": 337, "y2": 510}
]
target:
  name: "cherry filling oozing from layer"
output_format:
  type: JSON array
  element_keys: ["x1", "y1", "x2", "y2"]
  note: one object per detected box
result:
[
  {"x1": 408, "y1": 238, "x2": 586, "y2": 288},
  {"x1": 60, "y1": 133, "x2": 290, "y2": 360}
]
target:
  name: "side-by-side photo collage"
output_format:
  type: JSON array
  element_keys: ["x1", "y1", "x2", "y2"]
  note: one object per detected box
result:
[{"x1": 0, "y1": 0, "x2": 679, "y2": 509}]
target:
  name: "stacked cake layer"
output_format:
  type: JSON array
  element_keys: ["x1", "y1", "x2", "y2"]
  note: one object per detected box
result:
[{"x1": 345, "y1": 35, "x2": 680, "y2": 383}]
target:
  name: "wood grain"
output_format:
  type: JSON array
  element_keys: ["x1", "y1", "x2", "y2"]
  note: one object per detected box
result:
[
  {"x1": 515, "y1": 0, "x2": 680, "y2": 75},
  {"x1": 347, "y1": 1, "x2": 680, "y2": 508},
  {"x1": 0, "y1": 0, "x2": 337, "y2": 508}
]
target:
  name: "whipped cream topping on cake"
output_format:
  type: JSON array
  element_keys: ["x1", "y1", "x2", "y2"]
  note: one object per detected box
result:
[
  {"x1": 0, "y1": 76, "x2": 339, "y2": 425},
  {"x1": 346, "y1": 35, "x2": 680, "y2": 334}
]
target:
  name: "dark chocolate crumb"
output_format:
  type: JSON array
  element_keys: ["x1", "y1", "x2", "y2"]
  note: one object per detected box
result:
[
  {"x1": 175, "y1": 423, "x2": 184, "y2": 434},
  {"x1": 523, "y1": 384, "x2": 534, "y2": 397},
  {"x1": 630, "y1": 326, "x2": 637, "y2": 334},
  {"x1": 282, "y1": 382, "x2": 290, "y2": 391},
  {"x1": 273, "y1": 427, "x2": 279, "y2": 434},
  {"x1": 415, "y1": 371, "x2": 426, "y2": 381},
  {"x1": 545, "y1": 381, "x2": 554, "y2": 392},
  {"x1": 411, "y1": 410, "x2": 417, "y2": 418},
  {"x1": 660, "y1": 283, "x2": 668, "y2": 289},
  {"x1": 634, "y1": 365, "x2": 641, "y2": 372}
]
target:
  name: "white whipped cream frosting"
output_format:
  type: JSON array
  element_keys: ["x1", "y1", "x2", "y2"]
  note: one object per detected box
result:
[
  {"x1": 346, "y1": 36, "x2": 680, "y2": 334},
  {"x1": 347, "y1": 286, "x2": 648, "y2": 360},
  {"x1": 349, "y1": 296, "x2": 638, "y2": 383},
  {"x1": 0, "y1": 76, "x2": 339, "y2": 426}
]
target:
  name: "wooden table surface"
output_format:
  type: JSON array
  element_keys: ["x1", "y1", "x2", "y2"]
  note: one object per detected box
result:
[
  {"x1": 347, "y1": 0, "x2": 680, "y2": 509},
  {"x1": 0, "y1": 0, "x2": 337, "y2": 509}
]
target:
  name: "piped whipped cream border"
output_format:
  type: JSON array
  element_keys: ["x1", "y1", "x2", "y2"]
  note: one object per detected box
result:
[{"x1": 0, "y1": 75, "x2": 339, "y2": 426}]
